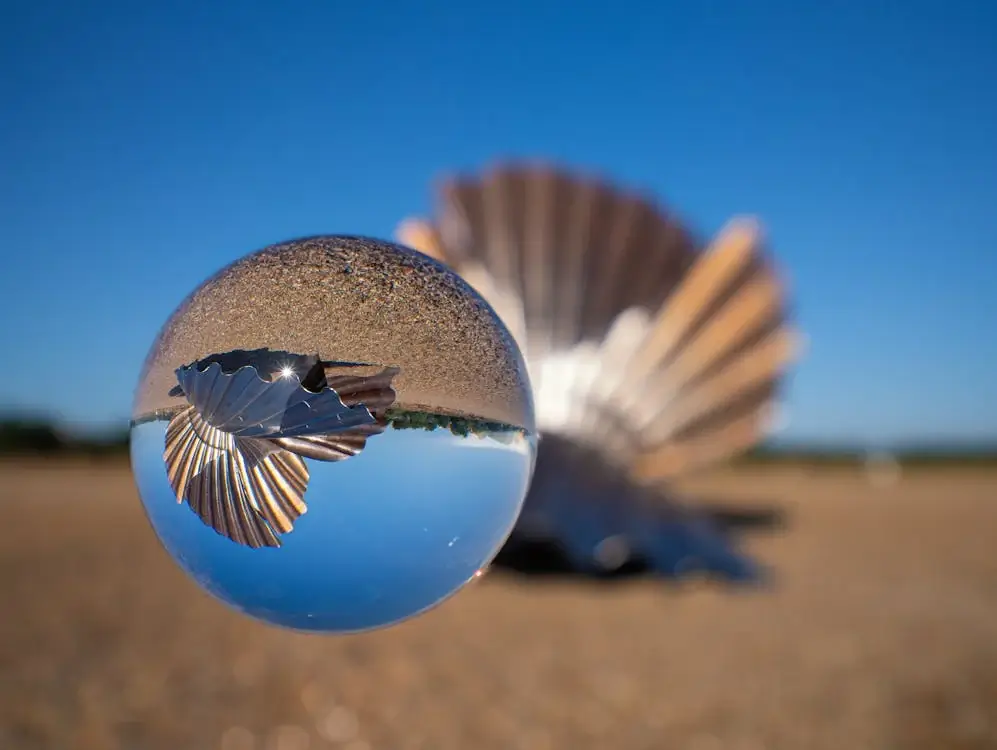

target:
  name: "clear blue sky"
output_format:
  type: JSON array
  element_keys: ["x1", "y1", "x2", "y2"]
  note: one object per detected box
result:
[
  {"x1": 1, "y1": 1, "x2": 994, "y2": 445},
  {"x1": 132, "y1": 422, "x2": 533, "y2": 632}
]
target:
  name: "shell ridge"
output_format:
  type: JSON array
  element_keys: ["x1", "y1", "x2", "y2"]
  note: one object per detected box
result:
[{"x1": 395, "y1": 163, "x2": 797, "y2": 481}]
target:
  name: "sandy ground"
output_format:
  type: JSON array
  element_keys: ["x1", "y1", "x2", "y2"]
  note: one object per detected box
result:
[{"x1": 1, "y1": 461, "x2": 995, "y2": 750}]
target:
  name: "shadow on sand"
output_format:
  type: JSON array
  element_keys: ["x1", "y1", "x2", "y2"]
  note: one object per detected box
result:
[{"x1": 490, "y1": 500, "x2": 788, "y2": 584}]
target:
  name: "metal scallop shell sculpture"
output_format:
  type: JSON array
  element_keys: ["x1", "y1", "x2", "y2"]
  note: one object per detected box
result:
[
  {"x1": 397, "y1": 162, "x2": 802, "y2": 577},
  {"x1": 164, "y1": 348, "x2": 399, "y2": 548}
]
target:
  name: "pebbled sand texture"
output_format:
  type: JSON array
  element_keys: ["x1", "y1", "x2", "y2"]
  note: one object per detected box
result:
[
  {"x1": 2, "y1": 461, "x2": 996, "y2": 750},
  {"x1": 133, "y1": 236, "x2": 534, "y2": 430}
]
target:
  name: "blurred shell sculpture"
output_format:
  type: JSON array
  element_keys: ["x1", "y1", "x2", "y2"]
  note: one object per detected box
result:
[{"x1": 397, "y1": 162, "x2": 801, "y2": 579}]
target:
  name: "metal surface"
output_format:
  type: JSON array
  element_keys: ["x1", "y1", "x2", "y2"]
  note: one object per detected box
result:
[
  {"x1": 163, "y1": 349, "x2": 400, "y2": 548},
  {"x1": 397, "y1": 162, "x2": 802, "y2": 580}
]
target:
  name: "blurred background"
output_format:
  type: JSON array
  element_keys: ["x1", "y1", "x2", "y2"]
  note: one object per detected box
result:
[{"x1": 1, "y1": 2, "x2": 995, "y2": 749}]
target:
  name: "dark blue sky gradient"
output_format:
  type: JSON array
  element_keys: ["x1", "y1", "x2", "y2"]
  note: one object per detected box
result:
[{"x1": 2, "y1": 1, "x2": 995, "y2": 443}]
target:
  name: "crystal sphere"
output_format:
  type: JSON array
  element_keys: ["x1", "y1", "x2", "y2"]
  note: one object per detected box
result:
[{"x1": 130, "y1": 236, "x2": 536, "y2": 633}]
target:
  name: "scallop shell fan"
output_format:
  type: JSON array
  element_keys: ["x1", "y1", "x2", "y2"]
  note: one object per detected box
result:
[{"x1": 397, "y1": 162, "x2": 801, "y2": 486}]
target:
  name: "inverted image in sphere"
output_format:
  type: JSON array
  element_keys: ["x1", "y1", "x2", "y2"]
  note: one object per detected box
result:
[{"x1": 130, "y1": 235, "x2": 536, "y2": 634}]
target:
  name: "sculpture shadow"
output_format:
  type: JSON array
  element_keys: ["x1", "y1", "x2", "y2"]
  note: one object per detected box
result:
[{"x1": 490, "y1": 498, "x2": 788, "y2": 585}]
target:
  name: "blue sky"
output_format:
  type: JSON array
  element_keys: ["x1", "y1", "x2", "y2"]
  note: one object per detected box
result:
[
  {"x1": 131, "y1": 421, "x2": 533, "y2": 632},
  {"x1": 1, "y1": 1, "x2": 995, "y2": 444}
]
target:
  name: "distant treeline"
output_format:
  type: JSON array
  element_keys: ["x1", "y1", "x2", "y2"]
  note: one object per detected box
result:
[
  {"x1": 0, "y1": 410, "x2": 527, "y2": 456},
  {"x1": 0, "y1": 417, "x2": 129, "y2": 458},
  {"x1": 384, "y1": 408, "x2": 523, "y2": 443},
  {"x1": 2, "y1": 416, "x2": 996, "y2": 466},
  {"x1": 730, "y1": 444, "x2": 997, "y2": 468}
]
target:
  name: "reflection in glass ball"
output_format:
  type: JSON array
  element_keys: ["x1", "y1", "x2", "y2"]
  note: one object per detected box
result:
[{"x1": 130, "y1": 236, "x2": 536, "y2": 633}]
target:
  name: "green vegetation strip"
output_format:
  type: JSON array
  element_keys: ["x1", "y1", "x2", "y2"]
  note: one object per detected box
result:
[
  {"x1": 3, "y1": 416, "x2": 995, "y2": 465},
  {"x1": 383, "y1": 408, "x2": 524, "y2": 442}
]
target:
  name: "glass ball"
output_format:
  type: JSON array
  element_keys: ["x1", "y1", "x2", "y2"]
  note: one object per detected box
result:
[{"x1": 130, "y1": 236, "x2": 536, "y2": 633}]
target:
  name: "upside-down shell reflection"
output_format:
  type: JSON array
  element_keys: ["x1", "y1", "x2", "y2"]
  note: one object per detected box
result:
[{"x1": 163, "y1": 350, "x2": 399, "y2": 548}]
